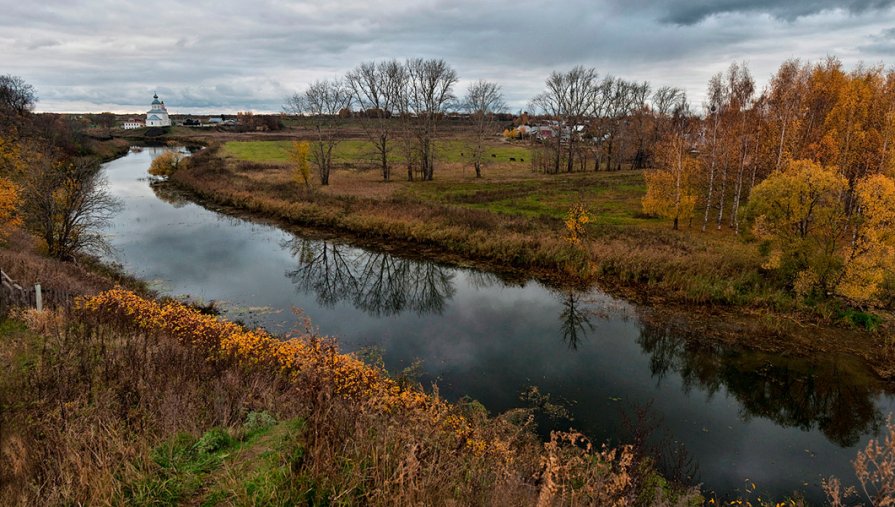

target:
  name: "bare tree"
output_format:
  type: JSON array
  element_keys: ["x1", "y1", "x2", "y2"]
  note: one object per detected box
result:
[
  {"x1": 601, "y1": 78, "x2": 645, "y2": 171},
  {"x1": 627, "y1": 81, "x2": 653, "y2": 169},
  {"x1": 405, "y1": 58, "x2": 458, "y2": 181},
  {"x1": 532, "y1": 67, "x2": 601, "y2": 174},
  {"x1": 652, "y1": 86, "x2": 687, "y2": 118},
  {"x1": 650, "y1": 86, "x2": 688, "y2": 166},
  {"x1": 346, "y1": 60, "x2": 407, "y2": 181},
  {"x1": 285, "y1": 79, "x2": 352, "y2": 185},
  {"x1": 20, "y1": 153, "x2": 121, "y2": 260},
  {"x1": 463, "y1": 80, "x2": 506, "y2": 177},
  {"x1": 0, "y1": 75, "x2": 36, "y2": 119},
  {"x1": 531, "y1": 74, "x2": 566, "y2": 174}
]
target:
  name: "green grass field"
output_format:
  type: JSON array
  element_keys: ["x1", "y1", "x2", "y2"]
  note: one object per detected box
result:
[
  {"x1": 221, "y1": 140, "x2": 647, "y2": 226},
  {"x1": 399, "y1": 171, "x2": 649, "y2": 226},
  {"x1": 222, "y1": 140, "x2": 532, "y2": 166}
]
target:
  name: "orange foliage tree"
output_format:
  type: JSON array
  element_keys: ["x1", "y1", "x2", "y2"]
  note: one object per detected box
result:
[{"x1": 0, "y1": 177, "x2": 20, "y2": 240}]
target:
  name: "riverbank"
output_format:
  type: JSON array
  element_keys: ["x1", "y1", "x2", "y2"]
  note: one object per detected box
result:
[
  {"x1": 0, "y1": 234, "x2": 702, "y2": 505},
  {"x1": 167, "y1": 144, "x2": 894, "y2": 350},
  {"x1": 171, "y1": 145, "x2": 772, "y2": 303},
  {"x1": 3, "y1": 232, "x2": 893, "y2": 505}
]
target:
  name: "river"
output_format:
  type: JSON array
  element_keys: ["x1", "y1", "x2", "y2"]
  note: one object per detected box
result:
[{"x1": 100, "y1": 146, "x2": 895, "y2": 503}]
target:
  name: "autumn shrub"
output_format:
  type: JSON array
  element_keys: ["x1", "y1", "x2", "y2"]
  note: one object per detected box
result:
[
  {"x1": 564, "y1": 202, "x2": 589, "y2": 245},
  {"x1": 0, "y1": 177, "x2": 20, "y2": 241},
  {"x1": 147, "y1": 150, "x2": 187, "y2": 177}
]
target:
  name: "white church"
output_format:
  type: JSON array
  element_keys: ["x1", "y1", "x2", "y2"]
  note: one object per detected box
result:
[{"x1": 145, "y1": 92, "x2": 171, "y2": 127}]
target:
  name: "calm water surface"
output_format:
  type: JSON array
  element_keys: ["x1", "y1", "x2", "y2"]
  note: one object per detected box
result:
[{"x1": 101, "y1": 147, "x2": 895, "y2": 502}]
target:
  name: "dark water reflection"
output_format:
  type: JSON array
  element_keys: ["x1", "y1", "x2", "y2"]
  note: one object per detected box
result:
[
  {"x1": 103, "y1": 147, "x2": 894, "y2": 502},
  {"x1": 284, "y1": 238, "x2": 456, "y2": 316},
  {"x1": 639, "y1": 319, "x2": 884, "y2": 448}
]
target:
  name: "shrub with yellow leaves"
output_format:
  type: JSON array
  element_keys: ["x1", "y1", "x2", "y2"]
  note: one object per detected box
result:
[{"x1": 564, "y1": 202, "x2": 589, "y2": 245}]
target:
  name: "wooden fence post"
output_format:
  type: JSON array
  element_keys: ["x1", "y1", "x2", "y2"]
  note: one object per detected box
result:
[{"x1": 35, "y1": 283, "x2": 43, "y2": 311}]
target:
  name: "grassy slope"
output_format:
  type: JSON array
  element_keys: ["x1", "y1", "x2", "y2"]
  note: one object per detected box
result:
[
  {"x1": 0, "y1": 285, "x2": 701, "y2": 505},
  {"x1": 126, "y1": 417, "x2": 312, "y2": 506}
]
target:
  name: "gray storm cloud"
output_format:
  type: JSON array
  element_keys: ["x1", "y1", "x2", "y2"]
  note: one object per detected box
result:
[
  {"x1": 0, "y1": 0, "x2": 892, "y2": 113},
  {"x1": 651, "y1": 0, "x2": 895, "y2": 24}
]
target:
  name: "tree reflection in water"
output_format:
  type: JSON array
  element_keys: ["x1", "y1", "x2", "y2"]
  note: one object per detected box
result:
[
  {"x1": 284, "y1": 237, "x2": 456, "y2": 316},
  {"x1": 559, "y1": 291, "x2": 594, "y2": 350},
  {"x1": 149, "y1": 181, "x2": 190, "y2": 208},
  {"x1": 637, "y1": 316, "x2": 885, "y2": 447}
]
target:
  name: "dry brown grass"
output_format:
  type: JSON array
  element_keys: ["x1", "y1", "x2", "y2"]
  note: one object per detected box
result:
[
  {"x1": 0, "y1": 306, "x2": 297, "y2": 505},
  {"x1": 0, "y1": 294, "x2": 701, "y2": 506},
  {"x1": 0, "y1": 229, "x2": 111, "y2": 295}
]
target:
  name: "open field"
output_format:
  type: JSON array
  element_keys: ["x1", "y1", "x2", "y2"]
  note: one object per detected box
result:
[
  {"x1": 222, "y1": 139, "x2": 533, "y2": 166},
  {"x1": 221, "y1": 139, "x2": 652, "y2": 226}
]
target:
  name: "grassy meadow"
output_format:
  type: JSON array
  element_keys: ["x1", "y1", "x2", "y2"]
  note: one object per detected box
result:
[
  {"x1": 222, "y1": 139, "x2": 649, "y2": 225},
  {"x1": 222, "y1": 139, "x2": 533, "y2": 166}
]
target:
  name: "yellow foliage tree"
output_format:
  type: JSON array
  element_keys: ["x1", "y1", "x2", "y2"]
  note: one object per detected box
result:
[
  {"x1": 502, "y1": 127, "x2": 520, "y2": 140},
  {"x1": 837, "y1": 173, "x2": 895, "y2": 302},
  {"x1": 748, "y1": 160, "x2": 848, "y2": 296},
  {"x1": 0, "y1": 177, "x2": 20, "y2": 241},
  {"x1": 290, "y1": 140, "x2": 312, "y2": 192},
  {"x1": 0, "y1": 134, "x2": 26, "y2": 178},
  {"x1": 642, "y1": 134, "x2": 700, "y2": 230}
]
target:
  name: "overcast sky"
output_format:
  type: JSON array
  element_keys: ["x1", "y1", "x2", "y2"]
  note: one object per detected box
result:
[{"x1": 2, "y1": 0, "x2": 894, "y2": 114}]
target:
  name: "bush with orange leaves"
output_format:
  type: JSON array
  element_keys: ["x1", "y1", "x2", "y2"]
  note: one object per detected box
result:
[
  {"x1": 69, "y1": 288, "x2": 701, "y2": 505},
  {"x1": 78, "y1": 289, "x2": 498, "y2": 458}
]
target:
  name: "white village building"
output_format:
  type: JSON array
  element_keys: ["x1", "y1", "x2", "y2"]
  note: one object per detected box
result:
[
  {"x1": 145, "y1": 93, "x2": 171, "y2": 127},
  {"x1": 122, "y1": 118, "x2": 144, "y2": 129}
]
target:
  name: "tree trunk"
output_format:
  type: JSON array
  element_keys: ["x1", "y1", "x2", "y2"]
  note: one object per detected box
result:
[
  {"x1": 702, "y1": 114, "x2": 720, "y2": 232},
  {"x1": 380, "y1": 135, "x2": 389, "y2": 181},
  {"x1": 716, "y1": 163, "x2": 728, "y2": 229}
]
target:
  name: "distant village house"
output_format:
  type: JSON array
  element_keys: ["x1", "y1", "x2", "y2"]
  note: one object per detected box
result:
[{"x1": 122, "y1": 118, "x2": 144, "y2": 129}]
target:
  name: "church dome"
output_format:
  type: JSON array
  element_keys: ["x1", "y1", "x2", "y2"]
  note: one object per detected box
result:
[{"x1": 145, "y1": 92, "x2": 172, "y2": 127}]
